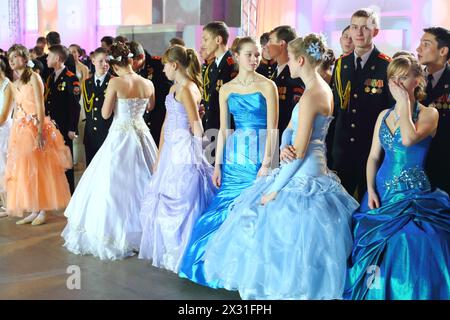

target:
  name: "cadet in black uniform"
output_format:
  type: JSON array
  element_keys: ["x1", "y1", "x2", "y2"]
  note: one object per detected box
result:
[
  {"x1": 128, "y1": 41, "x2": 172, "y2": 146},
  {"x1": 256, "y1": 32, "x2": 277, "y2": 79},
  {"x1": 268, "y1": 25, "x2": 305, "y2": 137},
  {"x1": 201, "y1": 21, "x2": 238, "y2": 132},
  {"x1": 45, "y1": 45, "x2": 81, "y2": 193},
  {"x1": 39, "y1": 31, "x2": 76, "y2": 83},
  {"x1": 417, "y1": 27, "x2": 450, "y2": 194},
  {"x1": 82, "y1": 47, "x2": 112, "y2": 165},
  {"x1": 329, "y1": 9, "x2": 393, "y2": 200}
]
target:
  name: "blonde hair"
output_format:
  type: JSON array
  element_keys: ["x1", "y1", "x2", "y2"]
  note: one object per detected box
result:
[
  {"x1": 387, "y1": 55, "x2": 426, "y2": 101},
  {"x1": 288, "y1": 33, "x2": 327, "y2": 67},
  {"x1": 162, "y1": 45, "x2": 202, "y2": 93}
]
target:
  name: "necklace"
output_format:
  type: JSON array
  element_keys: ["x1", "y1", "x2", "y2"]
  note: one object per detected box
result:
[{"x1": 235, "y1": 76, "x2": 257, "y2": 87}]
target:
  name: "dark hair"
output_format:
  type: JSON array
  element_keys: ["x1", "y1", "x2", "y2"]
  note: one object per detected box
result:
[
  {"x1": 32, "y1": 58, "x2": 44, "y2": 74},
  {"x1": 169, "y1": 37, "x2": 185, "y2": 47},
  {"x1": 108, "y1": 42, "x2": 132, "y2": 68},
  {"x1": 36, "y1": 36, "x2": 46, "y2": 45},
  {"x1": 270, "y1": 25, "x2": 297, "y2": 44},
  {"x1": 162, "y1": 45, "x2": 202, "y2": 92},
  {"x1": 127, "y1": 41, "x2": 145, "y2": 58},
  {"x1": 32, "y1": 45, "x2": 44, "y2": 57},
  {"x1": 101, "y1": 36, "x2": 114, "y2": 47},
  {"x1": 69, "y1": 44, "x2": 83, "y2": 57},
  {"x1": 93, "y1": 47, "x2": 108, "y2": 58},
  {"x1": 320, "y1": 48, "x2": 336, "y2": 71},
  {"x1": 8, "y1": 44, "x2": 33, "y2": 84},
  {"x1": 0, "y1": 56, "x2": 13, "y2": 81},
  {"x1": 114, "y1": 35, "x2": 128, "y2": 44},
  {"x1": 203, "y1": 21, "x2": 230, "y2": 45},
  {"x1": 259, "y1": 32, "x2": 270, "y2": 46},
  {"x1": 46, "y1": 31, "x2": 61, "y2": 46},
  {"x1": 48, "y1": 44, "x2": 69, "y2": 63},
  {"x1": 423, "y1": 27, "x2": 450, "y2": 59},
  {"x1": 342, "y1": 25, "x2": 351, "y2": 35}
]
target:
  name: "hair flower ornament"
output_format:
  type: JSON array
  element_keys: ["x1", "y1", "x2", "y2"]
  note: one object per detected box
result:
[
  {"x1": 27, "y1": 60, "x2": 35, "y2": 68},
  {"x1": 306, "y1": 42, "x2": 322, "y2": 61},
  {"x1": 108, "y1": 53, "x2": 134, "y2": 62}
]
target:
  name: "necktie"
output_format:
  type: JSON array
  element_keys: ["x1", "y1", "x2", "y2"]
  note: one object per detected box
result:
[
  {"x1": 96, "y1": 79, "x2": 101, "y2": 88},
  {"x1": 426, "y1": 74, "x2": 434, "y2": 96},
  {"x1": 356, "y1": 57, "x2": 363, "y2": 74}
]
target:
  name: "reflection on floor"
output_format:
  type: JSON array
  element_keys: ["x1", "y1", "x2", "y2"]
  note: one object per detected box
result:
[{"x1": 0, "y1": 166, "x2": 239, "y2": 300}]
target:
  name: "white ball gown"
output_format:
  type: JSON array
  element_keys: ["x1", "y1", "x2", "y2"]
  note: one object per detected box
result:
[{"x1": 62, "y1": 98, "x2": 157, "y2": 260}]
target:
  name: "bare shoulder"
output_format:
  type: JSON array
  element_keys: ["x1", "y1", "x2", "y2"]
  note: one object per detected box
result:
[
  {"x1": 219, "y1": 81, "x2": 232, "y2": 99},
  {"x1": 29, "y1": 71, "x2": 43, "y2": 87},
  {"x1": 144, "y1": 77, "x2": 155, "y2": 90},
  {"x1": 418, "y1": 103, "x2": 438, "y2": 121},
  {"x1": 220, "y1": 80, "x2": 233, "y2": 93},
  {"x1": 258, "y1": 74, "x2": 277, "y2": 92},
  {"x1": 108, "y1": 76, "x2": 120, "y2": 86},
  {"x1": 376, "y1": 109, "x2": 389, "y2": 123}
]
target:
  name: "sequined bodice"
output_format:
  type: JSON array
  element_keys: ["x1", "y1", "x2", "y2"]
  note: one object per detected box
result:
[{"x1": 377, "y1": 105, "x2": 432, "y2": 193}]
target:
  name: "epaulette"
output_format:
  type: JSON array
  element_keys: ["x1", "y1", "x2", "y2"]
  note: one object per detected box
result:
[
  {"x1": 227, "y1": 56, "x2": 235, "y2": 66},
  {"x1": 336, "y1": 52, "x2": 352, "y2": 61},
  {"x1": 65, "y1": 70, "x2": 75, "y2": 77},
  {"x1": 378, "y1": 53, "x2": 392, "y2": 62}
]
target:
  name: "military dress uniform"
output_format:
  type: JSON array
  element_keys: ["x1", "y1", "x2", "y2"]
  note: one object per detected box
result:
[
  {"x1": 271, "y1": 65, "x2": 305, "y2": 139},
  {"x1": 423, "y1": 64, "x2": 450, "y2": 194},
  {"x1": 203, "y1": 50, "x2": 237, "y2": 131},
  {"x1": 201, "y1": 60, "x2": 213, "y2": 120},
  {"x1": 44, "y1": 68, "x2": 81, "y2": 193},
  {"x1": 39, "y1": 53, "x2": 77, "y2": 84},
  {"x1": 256, "y1": 58, "x2": 277, "y2": 79},
  {"x1": 328, "y1": 47, "x2": 393, "y2": 200},
  {"x1": 82, "y1": 74, "x2": 113, "y2": 166},
  {"x1": 137, "y1": 50, "x2": 172, "y2": 146}
]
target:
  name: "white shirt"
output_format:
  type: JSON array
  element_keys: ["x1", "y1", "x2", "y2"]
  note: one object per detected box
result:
[
  {"x1": 426, "y1": 64, "x2": 447, "y2": 88},
  {"x1": 54, "y1": 65, "x2": 66, "y2": 82},
  {"x1": 354, "y1": 45, "x2": 374, "y2": 69},
  {"x1": 277, "y1": 63, "x2": 287, "y2": 77},
  {"x1": 215, "y1": 52, "x2": 227, "y2": 67},
  {"x1": 94, "y1": 73, "x2": 108, "y2": 87}
]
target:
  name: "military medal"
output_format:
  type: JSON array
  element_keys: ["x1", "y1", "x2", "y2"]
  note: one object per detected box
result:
[
  {"x1": 365, "y1": 87, "x2": 371, "y2": 93},
  {"x1": 371, "y1": 87, "x2": 377, "y2": 94}
]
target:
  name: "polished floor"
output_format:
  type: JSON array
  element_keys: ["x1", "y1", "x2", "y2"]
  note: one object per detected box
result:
[{"x1": 0, "y1": 165, "x2": 239, "y2": 300}]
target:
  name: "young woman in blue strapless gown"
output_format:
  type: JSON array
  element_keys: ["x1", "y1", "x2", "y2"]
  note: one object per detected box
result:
[
  {"x1": 345, "y1": 55, "x2": 450, "y2": 300},
  {"x1": 203, "y1": 34, "x2": 358, "y2": 300},
  {"x1": 179, "y1": 37, "x2": 279, "y2": 288}
]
